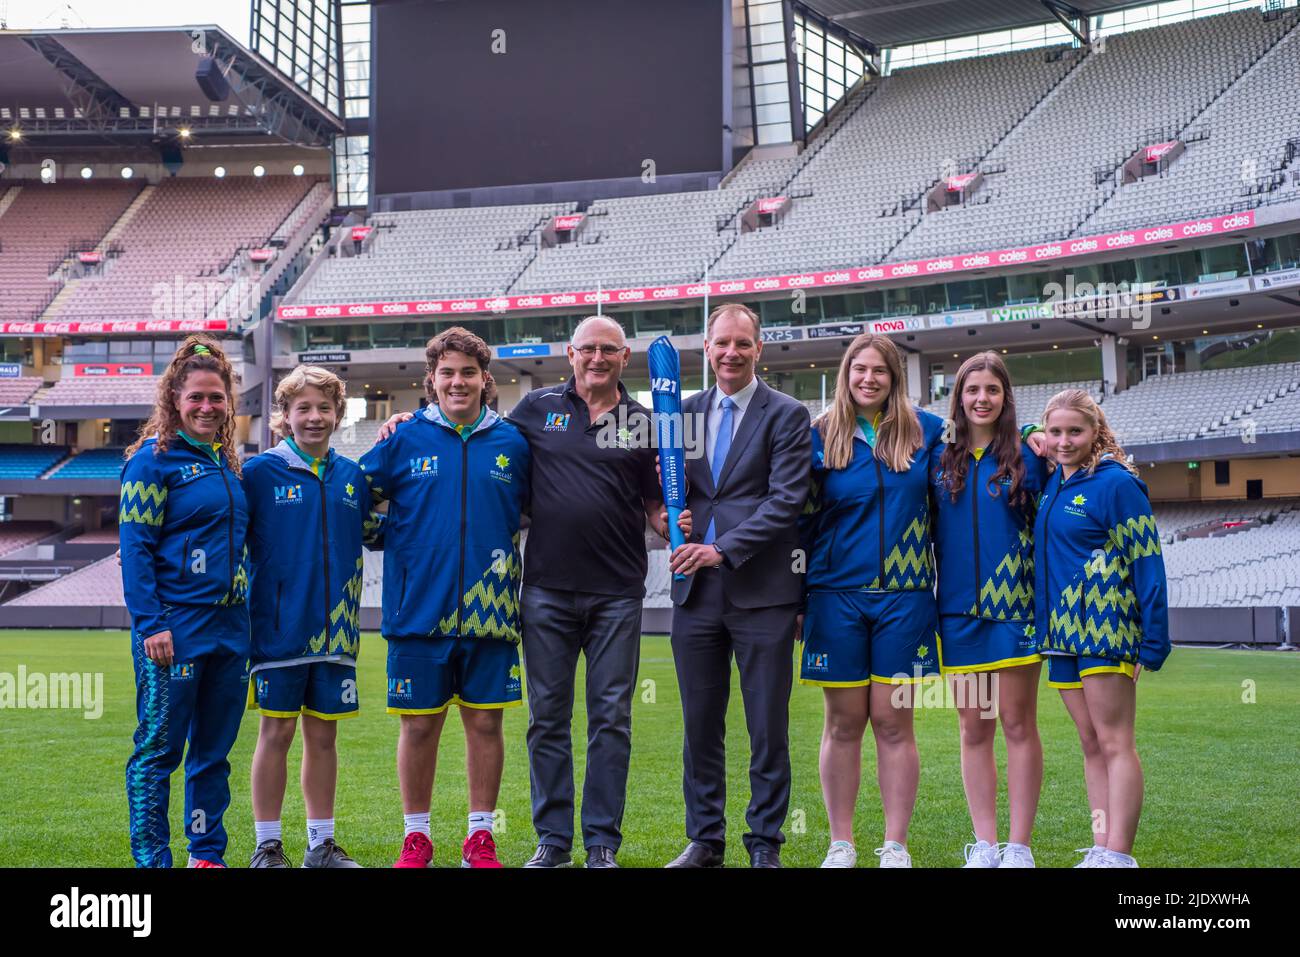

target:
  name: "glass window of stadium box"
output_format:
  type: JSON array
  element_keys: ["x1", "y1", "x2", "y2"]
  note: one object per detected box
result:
[{"x1": 1003, "y1": 349, "x2": 1103, "y2": 386}]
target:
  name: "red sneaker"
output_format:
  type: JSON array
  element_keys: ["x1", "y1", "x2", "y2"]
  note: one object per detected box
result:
[
  {"x1": 187, "y1": 858, "x2": 226, "y2": 868},
  {"x1": 461, "y1": 830, "x2": 503, "y2": 868},
  {"x1": 394, "y1": 832, "x2": 434, "y2": 869}
]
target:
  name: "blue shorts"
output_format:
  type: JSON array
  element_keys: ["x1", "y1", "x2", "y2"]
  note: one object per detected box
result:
[
  {"x1": 800, "y1": 589, "x2": 940, "y2": 686},
  {"x1": 386, "y1": 636, "x2": 523, "y2": 714},
  {"x1": 1046, "y1": 653, "x2": 1137, "y2": 689},
  {"x1": 938, "y1": 615, "x2": 1042, "y2": 674},
  {"x1": 248, "y1": 661, "x2": 359, "y2": 720}
]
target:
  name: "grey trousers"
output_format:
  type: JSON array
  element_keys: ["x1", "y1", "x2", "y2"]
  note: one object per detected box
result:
[{"x1": 520, "y1": 584, "x2": 643, "y2": 852}]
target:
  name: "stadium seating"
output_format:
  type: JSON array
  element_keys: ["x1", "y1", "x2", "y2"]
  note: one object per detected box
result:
[
  {"x1": 329, "y1": 418, "x2": 383, "y2": 460},
  {"x1": 54, "y1": 176, "x2": 317, "y2": 323},
  {"x1": 894, "y1": 10, "x2": 1299, "y2": 260},
  {"x1": 34, "y1": 376, "x2": 160, "y2": 407},
  {"x1": 0, "y1": 377, "x2": 42, "y2": 405},
  {"x1": 0, "y1": 444, "x2": 69, "y2": 479},
  {"x1": 1100, "y1": 361, "x2": 1300, "y2": 444},
  {"x1": 290, "y1": 202, "x2": 578, "y2": 304},
  {"x1": 1163, "y1": 508, "x2": 1300, "y2": 606},
  {"x1": 0, "y1": 521, "x2": 58, "y2": 557},
  {"x1": 3, "y1": 555, "x2": 123, "y2": 606},
  {"x1": 46, "y1": 448, "x2": 127, "y2": 480},
  {"x1": 1153, "y1": 498, "x2": 1299, "y2": 541},
  {"x1": 0, "y1": 181, "x2": 142, "y2": 322},
  {"x1": 281, "y1": 8, "x2": 1300, "y2": 304}
]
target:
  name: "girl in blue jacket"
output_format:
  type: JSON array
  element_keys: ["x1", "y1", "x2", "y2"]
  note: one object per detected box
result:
[
  {"x1": 120, "y1": 336, "x2": 249, "y2": 868},
  {"x1": 242, "y1": 365, "x2": 380, "y2": 869},
  {"x1": 930, "y1": 352, "x2": 1047, "y2": 869},
  {"x1": 1035, "y1": 388, "x2": 1171, "y2": 868},
  {"x1": 799, "y1": 334, "x2": 946, "y2": 869}
]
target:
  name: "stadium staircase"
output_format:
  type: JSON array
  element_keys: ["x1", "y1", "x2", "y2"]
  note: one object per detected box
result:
[
  {"x1": 40, "y1": 184, "x2": 155, "y2": 321},
  {"x1": 0, "y1": 185, "x2": 21, "y2": 219}
]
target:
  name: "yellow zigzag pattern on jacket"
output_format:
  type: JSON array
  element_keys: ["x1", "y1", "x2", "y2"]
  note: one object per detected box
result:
[
  {"x1": 1107, "y1": 515, "x2": 1162, "y2": 562},
  {"x1": 217, "y1": 545, "x2": 250, "y2": 606},
  {"x1": 437, "y1": 535, "x2": 522, "y2": 641},
  {"x1": 881, "y1": 514, "x2": 933, "y2": 590},
  {"x1": 1045, "y1": 542, "x2": 1142, "y2": 659},
  {"x1": 971, "y1": 530, "x2": 1035, "y2": 619},
  {"x1": 119, "y1": 481, "x2": 167, "y2": 526},
  {"x1": 305, "y1": 557, "x2": 365, "y2": 656}
]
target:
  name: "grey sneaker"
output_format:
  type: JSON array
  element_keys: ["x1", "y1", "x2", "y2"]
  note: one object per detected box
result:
[
  {"x1": 249, "y1": 839, "x2": 291, "y2": 868},
  {"x1": 302, "y1": 838, "x2": 362, "y2": 868}
]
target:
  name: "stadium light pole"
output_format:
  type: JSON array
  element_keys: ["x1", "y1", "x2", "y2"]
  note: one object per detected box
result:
[{"x1": 702, "y1": 261, "x2": 710, "y2": 391}]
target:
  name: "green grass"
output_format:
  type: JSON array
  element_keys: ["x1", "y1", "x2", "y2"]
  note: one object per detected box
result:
[{"x1": 0, "y1": 632, "x2": 1296, "y2": 868}]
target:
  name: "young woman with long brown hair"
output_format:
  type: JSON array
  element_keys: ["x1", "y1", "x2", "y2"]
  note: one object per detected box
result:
[
  {"x1": 120, "y1": 335, "x2": 250, "y2": 867},
  {"x1": 930, "y1": 351, "x2": 1048, "y2": 868}
]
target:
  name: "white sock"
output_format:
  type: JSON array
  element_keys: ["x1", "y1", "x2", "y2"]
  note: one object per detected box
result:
[
  {"x1": 468, "y1": 810, "x2": 494, "y2": 836},
  {"x1": 255, "y1": 820, "x2": 282, "y2": 845},
  {"x1": 306, "y1": 818, "x2": 334, "y2": 850},
  {"x1": 404, "y1": 812, "x2": 431, "y2": 838}
]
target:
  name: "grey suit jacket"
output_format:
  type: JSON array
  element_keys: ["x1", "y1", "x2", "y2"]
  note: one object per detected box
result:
[{"x1": 670, "y1": 377, "x2": 812, "y2": 609}]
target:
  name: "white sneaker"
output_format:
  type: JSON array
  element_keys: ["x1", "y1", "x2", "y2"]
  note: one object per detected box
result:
[
  {"x1": 1098, "y1": 849, "x2": 1139, "y2": 868},
  {"x1": 1074, "y1": 845, "x2": 1107, "y2": 868},
  {"x1": 874, "y1": 841, "x2": 912, "y2": 868},
  {"x1": 999, "y1": 843, "x2": 1035, "y2": 868},
  {"x1": 820, "y1": 841, "x2": 857, "y2": 868},
  {"x1": 962, "y1": 840, "x2": 1000, "y2": 868}
]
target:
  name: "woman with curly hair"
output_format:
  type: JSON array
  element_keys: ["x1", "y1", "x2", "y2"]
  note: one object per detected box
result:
[
  {"x1": 120, "y1": 335, "x2": 249, "y2": 868},
  {"x1": 1035, "y1": 389, "x2": 1170, "y2": 868}
]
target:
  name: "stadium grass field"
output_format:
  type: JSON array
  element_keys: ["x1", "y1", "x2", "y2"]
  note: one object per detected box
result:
[{"x1": 0, "y1": 632, "x2": 1295, "y2": 868}]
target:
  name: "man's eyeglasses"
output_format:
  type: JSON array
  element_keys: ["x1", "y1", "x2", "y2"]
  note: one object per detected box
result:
[{"x1": 573, "y1": 344, "x2": 625, "y2": 357}]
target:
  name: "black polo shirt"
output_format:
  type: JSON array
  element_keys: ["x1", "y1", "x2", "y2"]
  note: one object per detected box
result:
[{"x1": 507, "y1": 377, "x2": 660, "y2": 598}]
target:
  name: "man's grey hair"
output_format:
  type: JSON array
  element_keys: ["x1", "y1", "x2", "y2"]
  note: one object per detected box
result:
[{"x1": 570, "y1": 315, "x2": 628, "y2": 348}]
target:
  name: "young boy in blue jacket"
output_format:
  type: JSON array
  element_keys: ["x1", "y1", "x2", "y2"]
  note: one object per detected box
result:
[
  {"x1": 242, "y1": 365, "x2": 382, "y2": 868},
  {"x1": 121, "y1": 338, "x2": 249, "y2": 868},
  {"x1": 359, "y1": 327, "x2": 531, "y2": 869},
  {"x1": 1035, "y1": 389, "x2": 1170, "y2": 868}
]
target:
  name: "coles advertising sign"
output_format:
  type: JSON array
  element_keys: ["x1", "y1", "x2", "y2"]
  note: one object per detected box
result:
[
  {"x1": 77, "y1": 251, "x2": 104, "y2": 264},
  {"x1": 553, "y1": 215, "x2": 584, "y2": 231},
  {"x1": 1144, "y1": 142, "x2": 1179, "y2": 163},
  {"x1": 276, "y1": 210, "x2": 1257, "y2": 321},
  {"x1": 74, "y1": 363, "x2": 151, "y2": 376},
  {"x1": 350, "y1": 226, "x2": 373, "y2": 242},
  {"x1": 945, "y1": 174, "x2": 979, "y2": 192},
  {"x1": 249, "y1": 248, "x2": 276, "y2": 262},
  {"x1": 756, "y1": 197, "x2": 787, "y2": 214}
]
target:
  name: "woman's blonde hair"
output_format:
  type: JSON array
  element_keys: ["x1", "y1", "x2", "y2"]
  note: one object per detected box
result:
[
  {"x1": 1042, "y1": 388, "x2": 1136, "y2": 475},
  {"x1": 271, "y1": 364, "x2": 347, "y2": 440},
  {"x1": 125, "y1": 335, "x2": 242, "y2": 475},
  {"x1": 815, "y1": 333, "x2": 922, "y2": 472}
]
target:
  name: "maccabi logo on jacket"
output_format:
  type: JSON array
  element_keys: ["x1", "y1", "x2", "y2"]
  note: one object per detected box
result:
[
  {"x1": 1065, "y1": 493, "x2": 1088, "y2": 518},
  {"x1": 343, "y1": 481, "x2": 359, "y2": 509},
  {"x1": 490, "y1": 454, "x2": 512, "y2": 484},
  {"x1": 274, "y1": 484, "x2": 303, "y2": 505},
  {"x1": 409, "y1": 455, "x2": 438, "y2": 477}
]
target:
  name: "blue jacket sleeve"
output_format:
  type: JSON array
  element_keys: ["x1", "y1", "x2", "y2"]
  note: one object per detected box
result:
[
  {"x1": 1109, "y1": 475, "x2": 1171, "y2": 671},
  {"x1": 796, "y1": 427, "x2": 823, "y2": 586},
  {"x1": 119, "y1": 450, "x2": 168, "y2": 638},
  {"x1": 358, "y1": 431, "x2": 394, "y2": 506}
]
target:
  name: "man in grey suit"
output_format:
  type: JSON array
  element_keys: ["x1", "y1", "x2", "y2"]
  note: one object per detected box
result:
[{"x1": 664, "y1": 303, "x2": 812, "y2": 868}]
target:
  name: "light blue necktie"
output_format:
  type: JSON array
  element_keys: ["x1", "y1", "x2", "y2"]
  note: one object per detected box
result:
[{"x1": 704, "y1": 396, "x2": 735, "y2": 545}]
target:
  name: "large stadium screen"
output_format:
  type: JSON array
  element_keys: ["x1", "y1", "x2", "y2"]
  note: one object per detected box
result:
[{"x1": 371, "y1": 0, "x2": 727, "y2": 195}]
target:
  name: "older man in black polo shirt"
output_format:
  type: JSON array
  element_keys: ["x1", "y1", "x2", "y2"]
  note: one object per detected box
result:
[{"x1": 509, "y1": 315, "x2": 687, "y2": 869}]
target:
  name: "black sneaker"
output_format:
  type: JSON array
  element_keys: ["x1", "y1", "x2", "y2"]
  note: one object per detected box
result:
[
  {"x1": 303, "y1": 838, "x2": 362, "y2": 868},
  {"x1": 523, "y1": 844, "x2": 573, "y2": 868},
  {"x1": 250, "y1": 839, "x2": 291, "y2": 868}
]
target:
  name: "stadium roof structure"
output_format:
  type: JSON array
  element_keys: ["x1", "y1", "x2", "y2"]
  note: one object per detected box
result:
[
  {"x1": 0, "y1": 25, "x2": 343, "y2": 148},
  {"x1": 798, "y1": 0, "x2": 1198, "y2": 49}
]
